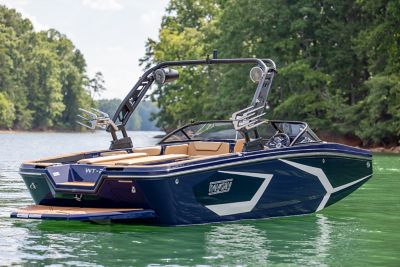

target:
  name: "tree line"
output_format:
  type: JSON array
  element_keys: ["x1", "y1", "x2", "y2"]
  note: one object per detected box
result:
[
  {"x1": 0, "y1": 5, "x2": 100, "y2": 131},
  {"x1": 0, "y1": 6, "x2": 160, "y2": 132},
  {"x1": 141, "y1": 0, "x2": 399, "y2": 146}
]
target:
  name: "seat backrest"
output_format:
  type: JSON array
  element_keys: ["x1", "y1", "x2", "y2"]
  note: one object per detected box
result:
[
  {"x1": 234, "y1": 139, "x2": 246, "y2": 153},
  {"x1": 188, "y1": 141, "x2": 230, "y2": 156},
  {"x1": 133, "y1": 146, "x2": 162, "y2": 156},
  {"x1": 164, "y1": 144, "x2": 189, "y2": 155}
]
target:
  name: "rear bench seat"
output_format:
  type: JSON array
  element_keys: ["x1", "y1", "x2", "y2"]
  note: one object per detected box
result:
[
  {"x1": 78, "y1": 146, "x2": 162, "y2": 165},
  {"x1": 115, "y1": 154, "x2": 189, "y2": 165}
]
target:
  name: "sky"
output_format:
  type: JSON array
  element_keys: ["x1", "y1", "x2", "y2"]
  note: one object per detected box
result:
[{"x1": 0, "y1": 0, "x2": 169, "y2": 99}]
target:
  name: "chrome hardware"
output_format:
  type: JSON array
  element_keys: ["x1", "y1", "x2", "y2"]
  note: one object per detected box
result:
[
  {"x1": 74, "y1": 194, "x2": 83, "y2": 201},
  {"x1": 76, "y1": 108, "x2": 118, "y2": 131}
]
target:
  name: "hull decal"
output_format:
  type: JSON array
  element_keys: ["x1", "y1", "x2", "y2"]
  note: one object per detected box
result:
[
  {"x1": 279, "y1": 159, "x2": 371, "y2": 211},
  {"x1": 205, "y1": 171, "x2": 273, "y2": 216},
  {"x1": 332, "y1": 175, "x2": 371, "y2": 192}
]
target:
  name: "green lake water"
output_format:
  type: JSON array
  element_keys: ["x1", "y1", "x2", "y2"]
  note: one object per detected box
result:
[{"x1": 0, "y1": 132, "x2": 399, "y2": 266}]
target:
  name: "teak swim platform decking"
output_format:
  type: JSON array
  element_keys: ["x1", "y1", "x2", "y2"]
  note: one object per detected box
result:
[{"x1": 12, "y1": 55, "x2": 373, "y2": 225}]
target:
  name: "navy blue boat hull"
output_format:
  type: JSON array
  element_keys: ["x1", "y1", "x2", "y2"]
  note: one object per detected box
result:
[{"x1": 17, "y1": 143, "x2": 373, "y2": 225}]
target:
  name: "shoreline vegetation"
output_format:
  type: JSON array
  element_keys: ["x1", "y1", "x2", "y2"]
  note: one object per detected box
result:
[
  {"x1": 0, "y1": 6, "x2": 157, "y2": 133},
  {"x1": 0, "y1": 6, "x2": 99, "y2": 132},
  {"x1": 1, "y1": 3, "x2": 399, "y2": 147},
  {"x1": 140, "y1": 0, "x2": 399, "y2": 148},
  {"x1": 0, "y1": 129, "x2": 399, "y2": 154}
]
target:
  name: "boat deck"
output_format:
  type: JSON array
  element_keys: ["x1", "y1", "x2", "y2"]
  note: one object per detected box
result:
[
  {"x1": 14, "y1": 205, "x2": 136, "y2": 215},
  {"x1": 11, "y1": 205, "x2": 157, "y2": 221}
]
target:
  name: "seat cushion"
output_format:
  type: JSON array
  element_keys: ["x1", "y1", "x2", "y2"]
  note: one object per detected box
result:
[
  {"x1": 115, "y1": 154, "x2": 189, "y2": 165},
  {"x1": 234, "y1": 139, "x2": 246, "y2": 153},
  {"x1": 133, "y1": 146, "x2": 162, "y2": 156},
  {"x1": 100, "y1": 150, "x2": 127, "y2": 156},
  {"x1": 164, "y1": 144, "x2": 189, "y2": 155},
  {"x1": 188, "y1": 141, "x2": 230, "y2": 156}
]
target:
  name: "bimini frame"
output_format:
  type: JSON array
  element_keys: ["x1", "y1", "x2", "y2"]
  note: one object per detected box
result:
[{"x1": 108, "y1": 52, "x2": 277, "y2": 150}]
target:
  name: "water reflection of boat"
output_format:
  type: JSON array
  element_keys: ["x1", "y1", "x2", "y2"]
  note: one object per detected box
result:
[
  {"x1": 12, "y1": 56, "x2": 373, "y2": 225},
  {"x1": 205, "y1": 223, "x2": 270, "y2": 265},
  {"x1": 204, "y1": 215, "x2": 332, "y2": 266},
  {"x1": 14, "y1": 214, "x2": 334, "y2": 265}
]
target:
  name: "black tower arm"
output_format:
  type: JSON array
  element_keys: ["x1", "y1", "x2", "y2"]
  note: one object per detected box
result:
[{"x1": 108, "y1": 57, "x2": 276, "y2": 150}]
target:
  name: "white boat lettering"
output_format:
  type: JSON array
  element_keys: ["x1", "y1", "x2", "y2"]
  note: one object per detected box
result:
[
  {"x1": 209, "y1": 179, "x2": 233, "y2": 195},
  {"x1": 85, "y1": 168, "x2": 101, "y2": 174}
]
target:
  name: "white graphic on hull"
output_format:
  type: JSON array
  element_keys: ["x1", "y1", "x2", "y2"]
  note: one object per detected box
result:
[
  {"x1": 205, "y1": 171, "x2": 273, "y2": 216},
  {"x1": 279, "y1": 159, "x2": 372, "y2": 211}
]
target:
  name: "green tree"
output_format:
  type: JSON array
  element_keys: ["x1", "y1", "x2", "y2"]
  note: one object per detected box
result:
[
  {"x1": 141, "y1": 0, "x2": 222, "y2": 130},
  {"x1": 0, "y1": 92, "x2": 15, "y2": 128},
  {"x1": 0, "y1": 5, "x2": 96, "y2": 130},
  {"x1": 347, "y1": 75, "x2": 400, "y2": 145},
  {"x1": 142, "y1": 0, "x2": 400, "y2": 146},
  {"x1": 87, "y1": 71, "x2": 106, "y2": 99}
]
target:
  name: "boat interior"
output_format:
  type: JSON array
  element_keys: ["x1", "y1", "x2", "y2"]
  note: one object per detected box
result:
[
  {"x1": 25, "y1": 140, "x2": 243, "y2": 168},
  {"x1": 26, "y1": 58, "x2": 317, "y2": 170},
  {"x1": 25, "y1": 120, "x2": 321, "y2": 169}
]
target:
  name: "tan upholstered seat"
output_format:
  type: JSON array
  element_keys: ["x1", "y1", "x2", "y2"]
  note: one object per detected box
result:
[
  {"x1": 99, "y1": 150, "x2": 127, "y2": 156},
  {"x1": 188, "y1": 141, "x2": 230, "y2": 156},
  {"x1": 78, "y1": 152, "x2": 147, "y2": 164},
  {"x1": 25, "y1": 162, "x2": 56, "y2": 167},
  {"x1": 133, "y1": 146, "x2": 162, "y2": 156},
  {"x1": 234, "y1": 139, "x2": 246, "y2": 153},
  {"x1": 164, "y1": 144, "x2": 189, "y2": 155},
  {"x1": 115, "y1": 154, "x2": 189, "y2": 165}
]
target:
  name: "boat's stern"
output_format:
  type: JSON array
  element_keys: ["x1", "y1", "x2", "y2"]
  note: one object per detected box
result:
[
  {"x1": 16, "y1": 162, "x2": 159, "y2": 222},
  {"x1": 19, "y1": 162, "x2": 148, "y2": 208}
]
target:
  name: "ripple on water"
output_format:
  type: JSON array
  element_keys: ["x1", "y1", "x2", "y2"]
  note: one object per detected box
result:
[{"x1": 0, "y1": 132, "x2": 399, "y2": 266}]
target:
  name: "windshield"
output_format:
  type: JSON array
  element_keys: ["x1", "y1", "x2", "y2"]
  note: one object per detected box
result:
[
  {"x1": 159, "y1": 120, "x2": 321, "y2": 146},
  {"x1": 160, "y1": 121, "x2": 240, "y2": 143},
  {"x1": 271, "y1": 121, "x2": 321, "y2": 145}
]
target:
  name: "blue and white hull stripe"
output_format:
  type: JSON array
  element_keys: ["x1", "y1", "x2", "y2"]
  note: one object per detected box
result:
[
  {"x1": 205, "y1": 171, "x2": 273, "y2": 216},
  {"x1": 280, "y1": 159, "x2": 372, "y2": 211}
]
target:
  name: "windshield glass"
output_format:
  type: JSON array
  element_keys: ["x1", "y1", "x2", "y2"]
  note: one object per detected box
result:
[
  {"x1": 160, "y1": 120, "x2": 321, "y2": 145},
  {"x1": 273, "y1": 122, "x2": 305, "y2": 137},
  {"x1": 161, "y1": 121, "x2": 239, "y2": 143},
  {"x1": 271, "y1": 121, "x2": 320, "y2": 145}
]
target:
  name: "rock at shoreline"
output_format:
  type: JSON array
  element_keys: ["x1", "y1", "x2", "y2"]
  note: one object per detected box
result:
[{"x1": 370, "y1": 146, "x2": 400, "y2": 153}]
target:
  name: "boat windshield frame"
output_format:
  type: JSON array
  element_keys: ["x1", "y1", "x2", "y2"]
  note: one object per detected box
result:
[{"x1": 159, "y1": 120, "x2": 321, "y2": 146}]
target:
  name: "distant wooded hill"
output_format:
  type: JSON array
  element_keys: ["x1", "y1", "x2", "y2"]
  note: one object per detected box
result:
[
  {"x1": 97, "y1": 99, "x2": 159, "y2": 131},
  {"x1": 0, "y1": 5, "x2": 159, "y2": 132},
  {"x1": 0, "y1": 5, "x2": 99, "y2": 131}
]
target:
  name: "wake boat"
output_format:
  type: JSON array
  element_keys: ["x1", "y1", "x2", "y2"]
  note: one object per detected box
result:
[{"x1": 12, "y1": 55, "x2": 373, "y2": 225}]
